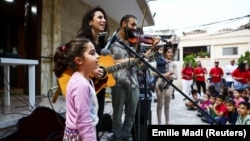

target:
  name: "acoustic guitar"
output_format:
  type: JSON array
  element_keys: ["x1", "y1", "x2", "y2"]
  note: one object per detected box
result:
[{"x1": 52, "y1": 55, "x2": 140, "y2": 103}]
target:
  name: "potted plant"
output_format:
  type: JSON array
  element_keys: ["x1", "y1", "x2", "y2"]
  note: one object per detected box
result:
[
  {"x1": 198, "y1": 50, "x2": 208, "y2": 58},
  {"x1": 238, "y1": 51, "x2": 250, "y2": 64},
  {"x1": 183, "y1": 53, "x2": 197, "y2": 68}
]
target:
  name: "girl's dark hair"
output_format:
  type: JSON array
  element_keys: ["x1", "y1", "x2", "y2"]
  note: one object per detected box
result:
[
  {"x1": 205, "y1": 93, "x2": 210, "y2": 99},
  {"x1": 163, "y1": 47, "x2": 172, "y2": 58},
  {"x1": 225, "y1": 99, "x2": 235, "y2": 106},
  {"x1": 217, "y1": 95, "x2": 225, "y2": 101},
  {"x1": 237, "y1": 62, "x2": 246, "y2": 72},
  {"x1": 53, "y1": 38, "x2": 90, "y2": 78},
  {"x1": 210, "y1": 94, "x2": 217, "y2": 98},
  {"x1": 234, "y1": 89, "x2": 244, "y2": 93},
  {"x1": 76, "y1": 6, "x2": 109, "y2": 47}
]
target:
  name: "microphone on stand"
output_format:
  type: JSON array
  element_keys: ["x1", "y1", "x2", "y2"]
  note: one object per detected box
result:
[{"x1": 101, "y1": 28, "x2": 120, "y2": 56}]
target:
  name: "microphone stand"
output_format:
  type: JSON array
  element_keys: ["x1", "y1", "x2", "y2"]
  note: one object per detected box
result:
[{"x1": 118, "y1": 40, "x2": 218, "y2": 125}]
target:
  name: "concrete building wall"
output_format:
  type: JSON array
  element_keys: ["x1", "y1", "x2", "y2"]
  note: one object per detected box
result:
[
  {"x1": 41, "y1": 0, "x2": 118, "y2": 95},
  {"x1": 40, "y1": 0, "x2": 250, "y2": 95},
  {"x1": 171, "y1": 29, "x2": 250, "y2": 92}
]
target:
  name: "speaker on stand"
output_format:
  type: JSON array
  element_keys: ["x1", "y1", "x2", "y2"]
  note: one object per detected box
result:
[
  {"x1": 132, "y1": 65, "x2": 152, "y2": 141},
  {"x1": 133, "y1": 93, "x2": 152, "y2": 141}
]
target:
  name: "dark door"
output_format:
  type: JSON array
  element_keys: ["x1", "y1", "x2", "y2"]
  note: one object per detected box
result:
[{"x1": 0, "y1": 0, "x2": 41, "y2": 95}]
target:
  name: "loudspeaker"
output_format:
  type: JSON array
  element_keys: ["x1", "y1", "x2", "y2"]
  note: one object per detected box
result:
[
  {"x1": 132, "y1": 94, "x2": 152, "y2": 141},
  {"x1": 1, "y1": 106, "x2": 65, "y2": 141}
]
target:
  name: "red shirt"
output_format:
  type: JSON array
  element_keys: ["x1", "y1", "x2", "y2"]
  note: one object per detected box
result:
[
  {"x1": 182, "y1": 67, "x2": 193, "y2": 80},
  {"x1": 232, "y1": 68, "x2": 248, "y2": 83},
  {"x1": 247, "y1": 69, "x2": 250, "y2": 83},
  {"x1": 194, "y1": 67, "x2": 207, "y2": 81},
  {"x1": 209, "y1": 67, "x2": 224, "y2": 83},
  {"x1": 215, "y1": 103, "x2": 228, "y2": 118}
]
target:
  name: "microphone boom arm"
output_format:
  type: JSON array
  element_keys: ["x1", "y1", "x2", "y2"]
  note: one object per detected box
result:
[
  {"x1": 101, "y1": 28, "x2": 120, "y2": 56},
  {"x1": 117, "y1": 40, "x2": 218, "y2": 125}
]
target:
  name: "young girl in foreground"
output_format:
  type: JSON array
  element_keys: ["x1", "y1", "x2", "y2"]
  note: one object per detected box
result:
[{"x1": 53, "y1": 38, "x2": 100, "y2": 141}]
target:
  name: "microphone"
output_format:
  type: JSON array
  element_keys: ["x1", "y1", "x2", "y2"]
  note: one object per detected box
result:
[{"x1": 101, "y1": 28, "x2": 120, "y2": 56}]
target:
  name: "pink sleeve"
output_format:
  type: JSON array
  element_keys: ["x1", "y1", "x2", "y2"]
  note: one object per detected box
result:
[{"x1": 73, "y1": 83, "x2": 96, "y2": 141}]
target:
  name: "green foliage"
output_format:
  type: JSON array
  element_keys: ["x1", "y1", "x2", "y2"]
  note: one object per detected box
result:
[
  {"x1": 238, "y1": 51, "x2": 250, "y2": 65},
  {"x1": 183, "y1": 54, "x2": 197, "y2": 68},
  {"x1": 198, "y1": 50, "x2": 209, "y2": 57}
]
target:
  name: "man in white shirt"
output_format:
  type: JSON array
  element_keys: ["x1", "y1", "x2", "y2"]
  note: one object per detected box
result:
[{"x1": 224, "y1": 59, "x2": 238, "y2": 90}]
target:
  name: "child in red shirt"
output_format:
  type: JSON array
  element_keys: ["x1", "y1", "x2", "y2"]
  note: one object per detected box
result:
[{"x1": 208, "y1": 95, "x2": 228, "y2": 125}]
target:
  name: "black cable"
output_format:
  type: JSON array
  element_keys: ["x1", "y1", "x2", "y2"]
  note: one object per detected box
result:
[
  {"x1": 47, "y1": 86, "x2": 65, "y2": 129},
  {"x1": 181, "y1": 28, "x2": 248, "y2": 41},
  {"x1": 41, "y1": 56, "x2": 52, "y2": 59},
  {"x1": 47, "y1": 86, "x2": 58, "y2": 111},
  {"x1": 0, "y1": 129, "x2": 16, "y2": 139},
  {"x1": 173, "y1": 14, "x2": 250, "y2": 31}
]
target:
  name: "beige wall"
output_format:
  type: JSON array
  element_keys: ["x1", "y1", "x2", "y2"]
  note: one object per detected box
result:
[
  {"x1": 41, "y1": 1, "x2": 250, "y2": 95},
  {"x1": 172, "y1": 29, "x2": 250, "y2": 91},
  {"x1": 41, "y1": 0, "x2": 118, "y2": 95},
  {"x1": 179, "y1": 29, "x2": 250, "y2": 61},
  {"x1": 41, "y1": 0, "x2": 62, "y2": 95}
]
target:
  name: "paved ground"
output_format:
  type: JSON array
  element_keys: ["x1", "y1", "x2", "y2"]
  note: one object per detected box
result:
[
  {"x1": 0, "y1": 89, "x2": 207, "y2": 140},
  {"x1": 99, "y1": 90, "x2": 208, "y2": 140},
  {"x1": 103, "y1": 90, "x2": 207, "y2": 125}
]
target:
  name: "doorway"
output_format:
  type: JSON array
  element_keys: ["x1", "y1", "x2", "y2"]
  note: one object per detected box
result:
[{"x1": 0, "y1": 0, "x2": 41, "y2": 95}]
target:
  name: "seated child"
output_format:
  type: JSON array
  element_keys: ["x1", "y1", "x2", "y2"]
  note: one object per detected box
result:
[
  {"x1": 208, "y1": 95, "x2": 228, "y2": 125},
  {"x1": 235, "y1": 101, "x2": 250, "y2": 125},
  {"x1": 185, "y1": 89, "x2": 200, "y2": 110},
  {"x1": 197, "y1": 94, "x2": 211, "y2": 117},
  {"x1": 225, "y1": 99, "x2": 238, "y2": 125},
  {"x1": 201, "y1": 94, "x2": 217, "y2": 123},
  {"x1": 233, "y1": 89, "x2": 245, "y2": 107},
  {"x1": 242, "y1": 88, "x2": 249, "y2": 102},
  {"x1": 207, "y1": 85, "x2": 219, "y2": 96}
]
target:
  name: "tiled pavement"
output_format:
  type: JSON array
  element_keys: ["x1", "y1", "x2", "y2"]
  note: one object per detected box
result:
[
  {"x1": 103, "y1": 90, "x2": 207, "y2": 125},
  {"x1": 0, "y1": 90, "x2": 207, "y2": 140}
]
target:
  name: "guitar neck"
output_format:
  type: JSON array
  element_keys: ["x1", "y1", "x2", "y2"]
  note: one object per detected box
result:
[{"x1": 106, "y1": 58, "x2": 140, "y2": 73}]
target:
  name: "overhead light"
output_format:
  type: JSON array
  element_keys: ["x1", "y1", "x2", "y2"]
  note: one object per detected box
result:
[
  {"x1": 5, "y1": 0, "x2": 14, "y2": 2},
  {"x1": 31, "y1": 6, "x2": 37, "y2": 14}
]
